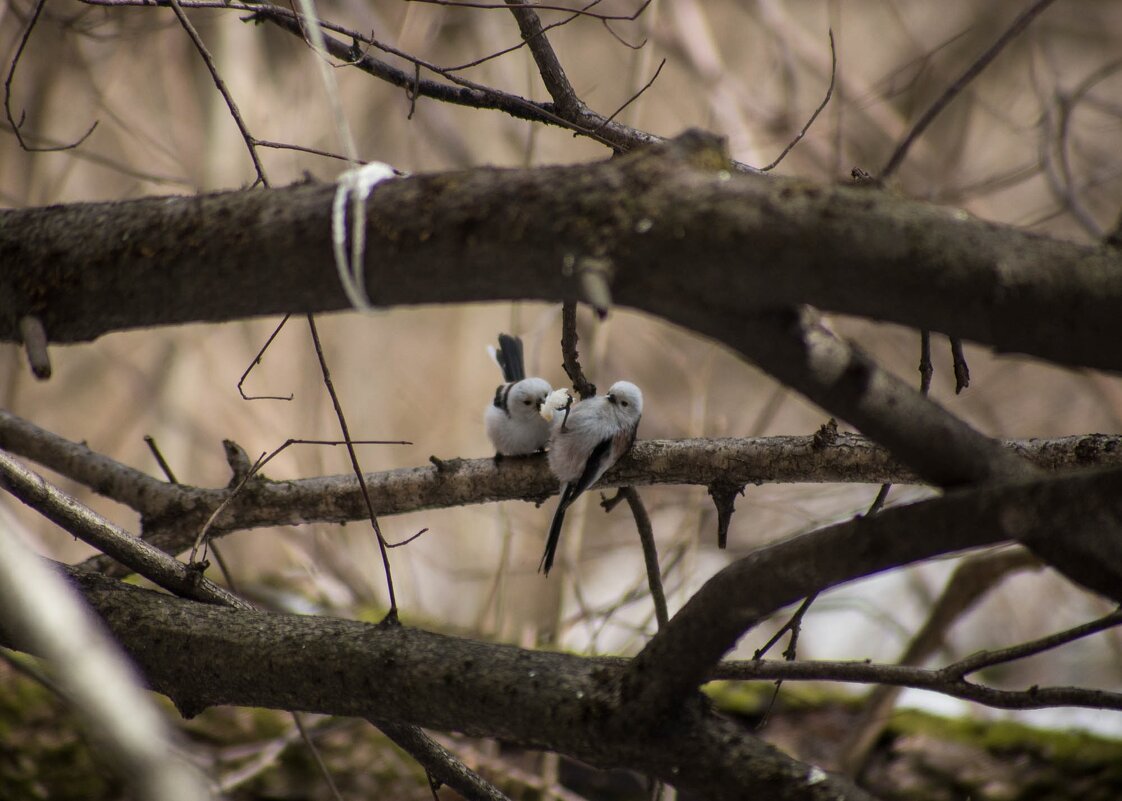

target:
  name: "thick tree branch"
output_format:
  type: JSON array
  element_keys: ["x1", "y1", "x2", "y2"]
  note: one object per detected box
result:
[
  {"x1": 705, "y1": 308, "x2": 1037, "y2": 488},
  {"x1": 32, "y1": 567, "x2": 875, "y2": 801},
  {"x1": 619, "y1": 464, "x2": 1122, "y2": 724},
  {"x1": 3, "y1": 135, "x2": 1121, "y2": 374},
  {"x1": 10, "y1": 460, "x2": 1122, "y2": 799}
]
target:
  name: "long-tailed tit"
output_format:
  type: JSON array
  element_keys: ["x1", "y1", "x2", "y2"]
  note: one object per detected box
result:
[
  {"x1": 540, "y1": 381, "x2": 643, "y2": 575},
  {"x1": 484, "y1": 334, "x2": 553, "y2": 457}
]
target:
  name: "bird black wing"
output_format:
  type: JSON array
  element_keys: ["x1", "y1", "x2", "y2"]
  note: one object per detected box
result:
[{"x1": 570, "y1": 436, "x2": 614, "y2": 499}]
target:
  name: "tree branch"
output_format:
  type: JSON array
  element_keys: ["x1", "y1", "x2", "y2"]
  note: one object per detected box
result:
[
  {"x1": 618, "y1": 464, "x2": 1122, "y2": 725},
  {"x1": 3, "y1": 134, "x2": 1120, "y2": 374},
  {"x1": 33, "y1": 567, "x2": 876, "y2": 801},
  {"x1": 5, "y1": 409, "x2": 1120, "y2": 565}
]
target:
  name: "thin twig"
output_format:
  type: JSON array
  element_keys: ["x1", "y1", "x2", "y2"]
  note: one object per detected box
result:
[
  {"x1": 761, "y1": 29, "x2": 836, "y2": 172},
  {"x1": 620, "y1": 487, "x2": 667, "y2": 629},
  {"x1": 945, "y1": 608, "x2": 1122, "y2": 679},
  {"x1": 711, "y1": 654, "x2": 1122, "y2": 711},
  {"x1": 5, "y1": 0, "x2": 98, "y2": 152},
  {"x1": 165, "y1": 0, "x2": 269, "y2": 187},
  {"x1": 238, "y1": 316, "x2": 295, "y2": 400},
  {"x1": 387, "y1": 528, "x2": 430, "y2": 548},
  {"x1": 918, "y1": 330, "x2": 933, "y2": 395},
  {"x1": 149, "y1": 430, "x2": 245, "y2": 601},
  {"x1": 407, "y1": 0, "x2": 651, "y2": 22},
  {"x1": 253, "y1": 139, "x2": 352, "y2": 162},
  {"x1": 81, "y1": 0, "x2": 655, "y2": 152},
  {"x1": 188, "y1": 433, "x2": 410, "y2": 565},
  {"x1": 143, "y1": 435, "x2": 179, "y2": 485},
  {"x1": 191, "y1": 450, "x2": 268, "y2": 565},
  {"x1": 752, "y1": 593, "x2": 817, "y2": 662},
  {"x1": 589, "y1": 58, "x2": 665, "y2": 138},
  {"x1": 878, "y1": 0, "x2": 1061, "y2": 181},
  {"x1": 560, "y1": 301, "x2": 596, "y2": 399},
  {"x1": 306, "y1": 315, "x2": 399, "y2": 619},
  {"x1": 293, "y1": 713, "x2": 346, "y2": 801},
  {"x1": 950, "y1": 336, "x2": 970, "y2": 394}
]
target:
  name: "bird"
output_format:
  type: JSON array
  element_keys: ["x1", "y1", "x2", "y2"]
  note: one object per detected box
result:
[
  {"x1": 540, "y1": 380, "x2": 643, "y2": 575},
  {"x1": 484, "y1": 333, "x2": 553, "y2": 458}
]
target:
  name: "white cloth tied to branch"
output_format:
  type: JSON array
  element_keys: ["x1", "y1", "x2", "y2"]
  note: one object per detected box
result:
[{"x1": 332, "y1": 161, "x2": 397, "y2": 311}]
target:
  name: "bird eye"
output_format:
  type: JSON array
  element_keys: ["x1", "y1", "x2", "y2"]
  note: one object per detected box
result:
[
  {"x1": 523, "y1": 399, "x2": 533, "y2": 405},
  {"x1": 621, "y1": 400, "x2": 629, "y2": 407}
]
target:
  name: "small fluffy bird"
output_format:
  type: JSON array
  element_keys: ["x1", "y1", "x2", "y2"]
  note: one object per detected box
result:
[
  {"x1": 484, "y1": 334, "x2": 553, "y2": 457},
  {"x1": 540, "y1": 381, "x2": 643, "y2": 575}
]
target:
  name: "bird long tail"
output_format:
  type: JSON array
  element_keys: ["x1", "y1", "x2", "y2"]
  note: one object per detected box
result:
[
  {"x1": 496, "y1": 333, "x2": 526, "y2": 382},
  {"x1": 540, "y1": 485, "x2": 573, "y2": 575}
]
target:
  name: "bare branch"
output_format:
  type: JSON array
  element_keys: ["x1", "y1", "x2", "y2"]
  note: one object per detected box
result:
[
  {"x1": 4, "y1": 0, "x2": 98, "y2": 152},
  {"x1": 165, "y1": 0, "x2": 269, "y2": 187},
  {"x1": 619, "y1": 464, "x2": 1122, "y2": 725},
  {"x1": 560, "y1": 301, "x2": 596, "y2": 399},
  {"x1": 761, "y1": 29, "x2": 836, "y2": 172},
  {"x1": 306, "y1": 315, "x2": 399, "y2": 618},
  {"x1": 7, "y1": 139, "x2": 1122, "y2": 375},
  {"x1": 238, "y1": 315, "x2": 294, "y2": 401},
  {"x1": 879, "y1": 0, "x2": 1061, "y2": 181},
  {"x1": 0, "y1": 526, "x2": 209, "y2": 801},
  {"x1": 42, "y1": 566, "x2": 877, "y2": 801},
  {"x1": 619, "y1": 487, "x2": 667, "y2": 629},
  {"x1": 0, "y1": 450, "x2": 249, "y2": 608},
  {"x1": 713, "y1": 654, "x2": 1122, "y2": 712}
]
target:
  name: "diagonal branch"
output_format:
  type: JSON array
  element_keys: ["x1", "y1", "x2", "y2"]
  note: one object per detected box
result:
[
  {"x1": 879, "y1": 0, "x2": 1061, "y2": 181},
  {"x1": 619, "y1": 464, "x2": 1122, "y2": 725},
  {"x1": 504, "y1": 0, "x2": 582, "y2": 115}
]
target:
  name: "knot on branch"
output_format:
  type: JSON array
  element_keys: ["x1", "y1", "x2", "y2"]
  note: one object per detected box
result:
[
  {"x1": 812, "y1": 418, "x2": 840, "y2": 450},
  {"x1": 223, "y1": 439, "x2": 254, "y2": 486}
]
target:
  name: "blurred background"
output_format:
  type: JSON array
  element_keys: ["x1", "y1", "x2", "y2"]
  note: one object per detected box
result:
[{"x1": 3, "y1": 0, "x2": 1122, "y2": 744}]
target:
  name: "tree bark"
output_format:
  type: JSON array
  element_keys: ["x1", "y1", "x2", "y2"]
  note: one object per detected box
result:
[{"x1": 2, "y1": 133, "x2": 1121, "y2": 374}]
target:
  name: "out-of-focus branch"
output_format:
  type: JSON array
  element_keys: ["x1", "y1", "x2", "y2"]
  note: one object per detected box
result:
[
  {"x1": 837, "y1": 547, "x2": 1042, "y2": 774},
  {"x1": 0, "y1": 527, "x2": 209, "y2": 801},
  {"x1": 0, "y1": 449, "x2": 249, "y2": 608},
  {"x1": 879, "y1": 0, "x2": 1061, "y2": 180},
  {"x1": 0, "y1": 448, "x2": 510, "y2": 801}
]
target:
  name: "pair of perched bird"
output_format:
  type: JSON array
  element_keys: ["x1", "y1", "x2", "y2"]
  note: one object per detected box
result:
[{"x1": 484, "y1": 334, "x2": 642, "y2": 576}]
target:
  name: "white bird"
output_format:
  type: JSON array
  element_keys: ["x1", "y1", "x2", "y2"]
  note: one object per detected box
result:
[
  {"x1": 540, "y1": 380, "x2": 643, "y2": 575},
  {"x1": 484, "y1": 334, "x2": 553, "y2": 458}
]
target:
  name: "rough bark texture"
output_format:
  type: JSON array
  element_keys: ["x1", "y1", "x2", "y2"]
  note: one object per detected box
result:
[
  {"x1": 3, "y1": 135, "x2": 1121, "y2": 373},
  {"x1": 6, "y1": 132, "x2": 1122, "y2": 800},
  {"x1": 23, "y1": 567, "x2": 876, "y2": 801}
]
